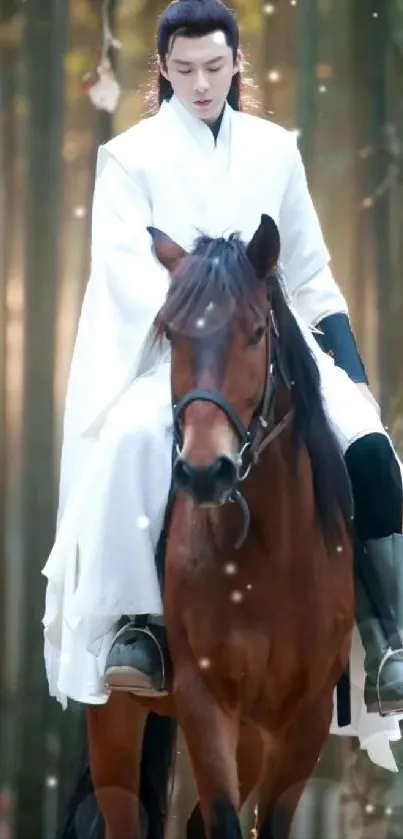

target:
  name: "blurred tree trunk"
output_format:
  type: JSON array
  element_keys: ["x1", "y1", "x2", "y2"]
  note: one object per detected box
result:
[
  {"x1": 0, "y1": 38, "x2": 14, "y2": 696},
  {"x1": 350, "y1": 0, "x2": 372, "y2": 363},
  {"x1": 55, "y1": 0, "x2": 115, "y2": 818},
  {"x1": 366, "y1": 2, "x2": 393, "y2": 415},
  {"x1": 14, "y1": 1, "x2": 68, "y2": 836},
  {"x1": 0, "y1": 10, "x2": 27, "y2": 833},
  {"x1": 296, "y1": 0, "x2": 318, "y2": 175},
  {"x1": 0, "y1": 27, "x2": 16, "y2": 821},
  {"x1": 353, "y1": 0, "x2": 392, "y2": 412}
]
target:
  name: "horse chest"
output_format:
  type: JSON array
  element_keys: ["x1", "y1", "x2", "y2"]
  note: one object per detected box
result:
[
  {"x1": 176, "y1": 570, "x2": 272, "y2": 682},
  {"x1": 187, "y1": 615, "x2": 270, "y2": 688}
]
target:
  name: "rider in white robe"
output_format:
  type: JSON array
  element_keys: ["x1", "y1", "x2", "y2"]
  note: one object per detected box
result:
[{"x1": 43, "y1": 0, "x2": 403, "y2": 773}]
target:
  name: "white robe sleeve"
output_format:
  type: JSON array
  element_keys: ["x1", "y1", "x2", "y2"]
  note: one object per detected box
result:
[
  {"x1": 91, "y1": 146, "x2": 169, "y2": 342},
  {"x1": 278, "y1": 135, "x2": 348, "y2": 327},
  {"x1": 57, "y1": 146, "x2": 169, "y2": 521}
]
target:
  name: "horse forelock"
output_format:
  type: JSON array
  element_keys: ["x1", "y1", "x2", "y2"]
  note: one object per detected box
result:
[{"x1": 153, "y1": 234, "x2": 265, "y2": 340}]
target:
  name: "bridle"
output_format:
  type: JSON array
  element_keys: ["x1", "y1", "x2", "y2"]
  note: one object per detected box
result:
[{"x1": 172, "y1": 304, "x2": 294, "y2": 546}]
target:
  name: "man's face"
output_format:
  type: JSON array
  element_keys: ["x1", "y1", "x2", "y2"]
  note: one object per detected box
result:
[{"x1": 160, "y1": 31, "x2": 240, "y2": 124}]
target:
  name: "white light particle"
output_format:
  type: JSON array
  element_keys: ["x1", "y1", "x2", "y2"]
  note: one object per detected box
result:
[
  {"x1": 212, "y1": 31, "x2": 226, "y2": 46},
  {"x1": 263, "y1": 2, "x2": 276, "y2": 14},
  {"x1": 224, "y1": 562, "x2": 238, "y2": 576},
  {"x1": 137, "y1": 516, "x2": 150, "y2": 530},
  {"x1": 267, "y1": 69, "x2": 281, "y2": 84},
  {"x1": 319, "y1": 84, "x2": 327, "y2": 93},
  {"x1": 365, "y1": 803, "x2": 375, "y2": 814},
  {"x1": 373, "y1": 11, "x2": 378, "y2": 17},
  {"x1": 73, "y1": 205, "x2": 86, "y2": 218},
  {"x1": 337, "y1": 545, "x2": 343, "y2": 553},
  {"x1": 385, "y1": 806, "x2": 393, "y2": 816},
  {"x1": 46, "y1": 776, "x2": 58, "y2": 789},
  {"x1": 290, "y1": 0, "x2": 297, "y2": 5},
  {"x1": 247, "y1": 584, "x2": 252, "y2": 590},
  {"x1": 230, "y1": 590, "x2": 244, "y2": 604},
  {"x1": 198, "y1": 658, "x2": 211, "y2": 670},
  {"x1": 196, "y1": 318, "x2": 205, "y2": 329}
]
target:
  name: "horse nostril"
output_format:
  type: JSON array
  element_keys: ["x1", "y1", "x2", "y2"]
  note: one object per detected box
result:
[
  {"x1": 173, "y1": 457, "x2": 193, "y2": 490},
  {"x1": 173, "y1": 455, "x2": 237, "y2": 503},
  {"x1": 212, "y1": 455, "x2": 237, "y2": 489}
]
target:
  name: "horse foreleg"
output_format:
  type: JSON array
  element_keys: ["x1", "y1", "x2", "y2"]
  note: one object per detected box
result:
[
  {"x1": 256, "y1": 690, "x2": 334, "y2": 839},
  {"x1": 87, "y1": 693, "x2": 147, "y2": 839},
  {"x1": 175, "y1": 667, "x2": 242, "y2": 839},
  {"x1": 187, "y1": 723, "x2": 265, "y2": 839}
]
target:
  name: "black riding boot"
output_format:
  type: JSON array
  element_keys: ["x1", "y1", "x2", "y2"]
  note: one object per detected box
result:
[
  {"x1": 345, "y1": 434, "x2": 403, "y2": 715},
  {"x1": 104, "y1": 494, "x2": 174, "y2": 696}
]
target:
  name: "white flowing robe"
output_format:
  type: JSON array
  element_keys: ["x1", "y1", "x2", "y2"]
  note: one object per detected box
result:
[{"x1": 43, "y1": 94, "x2": 402, "y2": 771}]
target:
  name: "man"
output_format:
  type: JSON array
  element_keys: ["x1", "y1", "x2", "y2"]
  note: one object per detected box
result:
[{"x1": 43, "y1": 0, "x2": 403, "y2": 745}]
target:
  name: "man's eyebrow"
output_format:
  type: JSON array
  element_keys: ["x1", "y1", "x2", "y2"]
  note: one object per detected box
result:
[
  {"x1": 172, "y1": 56, "x2": 226, "y2": 66},
  {"x1": 205, "y1": 56, "x2": 226, "y2": 64}
]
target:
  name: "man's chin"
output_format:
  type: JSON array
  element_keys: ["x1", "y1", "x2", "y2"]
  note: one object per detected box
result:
[
  {"x1": 197, "y1": 104, "x2": 224, "y2": 124},
  {"x1": 181, "y1": 97, "x2": 224, "y2": 124}
]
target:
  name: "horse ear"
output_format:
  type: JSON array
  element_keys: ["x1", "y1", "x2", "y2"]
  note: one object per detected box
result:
[
  {"x1": 246, "y1": 214, "x2": 280, "y2": 280},
  {"x1": 148, "y1": 226, "x2": 187, "y2": 273}
]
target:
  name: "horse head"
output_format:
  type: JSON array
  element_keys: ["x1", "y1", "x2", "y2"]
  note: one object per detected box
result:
[{"x1": 150, "y1": 215, "x2": 281, "y2": 506}]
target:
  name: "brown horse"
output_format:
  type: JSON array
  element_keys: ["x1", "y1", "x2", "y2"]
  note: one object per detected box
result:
[{"x1": 58, "y1": 216, "x2": 354, "y2": 839}]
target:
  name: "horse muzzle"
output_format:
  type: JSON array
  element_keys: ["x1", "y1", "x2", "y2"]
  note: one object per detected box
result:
[{"x1": 173, "y1": 454, "x2": 238, "y2": 505}]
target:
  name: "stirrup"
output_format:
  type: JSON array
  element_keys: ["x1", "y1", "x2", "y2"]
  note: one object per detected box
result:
[
  {"x1": 375, "y1": 647, "x2": 403, "y2": 717},
  {"x1": 104, "y1": 620, "x2": 169, "y2": 697}
]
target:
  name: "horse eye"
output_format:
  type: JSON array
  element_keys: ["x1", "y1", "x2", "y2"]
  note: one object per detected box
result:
[
  {"x1": 249, "y1": 325, "x2": 265, "y2": 347},
  {"x1": 164, "y1": 326, "x2": 172, "y2": 342}
]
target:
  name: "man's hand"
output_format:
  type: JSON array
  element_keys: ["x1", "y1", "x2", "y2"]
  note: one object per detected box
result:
[{"x1": 356, "y1": 382, "x2": 381, "y2": 416}]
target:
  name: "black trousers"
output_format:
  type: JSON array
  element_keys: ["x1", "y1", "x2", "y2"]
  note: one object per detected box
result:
[{"x1": 345, "y1": 433, "x2": 402, "y2": 541}]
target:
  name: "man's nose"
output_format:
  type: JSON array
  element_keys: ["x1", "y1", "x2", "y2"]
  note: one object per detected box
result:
[{"x1": 194, "y1": 70, "x2": 209, "y2": 94}]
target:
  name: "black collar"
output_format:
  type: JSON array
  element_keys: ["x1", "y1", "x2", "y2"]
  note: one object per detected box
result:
[{"x1": 209, "y1": 107, "x2": 225, "y2": 142}]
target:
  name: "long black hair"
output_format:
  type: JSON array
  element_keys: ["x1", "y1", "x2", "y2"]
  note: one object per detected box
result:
[{"x1": 146, "y1": 0, "x2": 258, "y2": 113}]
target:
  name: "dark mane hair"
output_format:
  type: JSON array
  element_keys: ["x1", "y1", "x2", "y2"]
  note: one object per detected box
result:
[{"x1": 154, "y1": 234, "x2": 353, "y2": 548}]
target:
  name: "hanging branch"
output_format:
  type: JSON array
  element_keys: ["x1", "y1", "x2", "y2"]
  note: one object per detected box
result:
[
  {"x1": 82, "y1": 0, "x2": 122, "y2": 113},
  {"x1": 100, "y1": 0, "x2": 121, "y2": 62},
  {"x1": 359, "y1": 124, "x2": 403, "y2": 209}
]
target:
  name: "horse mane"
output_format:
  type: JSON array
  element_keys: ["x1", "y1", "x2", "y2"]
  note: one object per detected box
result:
[
  {"x1": 269, "y1": 277, "x2": 353, "y2": 547},
  {"x1": 153, "y1": 234, "x2": 353, "y2": 548}
]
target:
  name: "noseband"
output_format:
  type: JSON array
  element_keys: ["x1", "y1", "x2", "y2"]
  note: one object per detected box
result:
[{"x1": 172, "y1": 307, "x2": 294, "y2": 546}]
